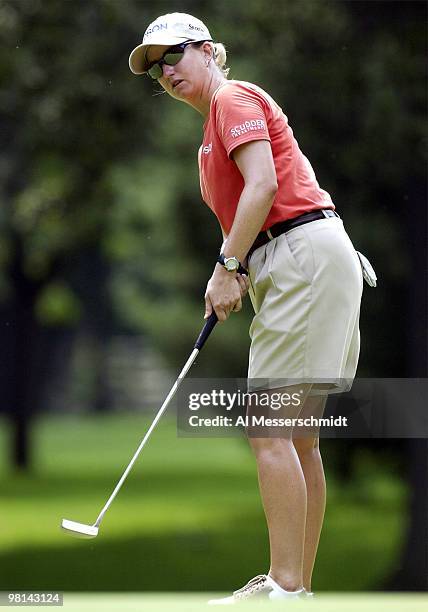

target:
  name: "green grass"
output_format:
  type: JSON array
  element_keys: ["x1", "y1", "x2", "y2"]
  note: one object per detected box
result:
[
  {"x1": 4, "y1": 593, "x2": 428, "y2": 612},
  {"x1": 0, "y1": 414, "x2": 408, "y2": 592}
]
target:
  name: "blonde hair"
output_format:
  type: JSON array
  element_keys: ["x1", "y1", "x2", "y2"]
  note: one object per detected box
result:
[{"x1": 213, "y1": 42, "x2": 230, "y2": 78}]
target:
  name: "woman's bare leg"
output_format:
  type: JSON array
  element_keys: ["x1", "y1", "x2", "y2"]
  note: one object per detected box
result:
[
  {"x1": 293, "y1": 396, "x2": 328, "y2": 592},
  {"x1": 247, "y1": 384, "x2": 312, "y2": 591}
]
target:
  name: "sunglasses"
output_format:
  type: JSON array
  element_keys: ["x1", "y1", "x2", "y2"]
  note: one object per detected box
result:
[{"x1": 147, "y1": 42, "x2": 194, "y2": 80}]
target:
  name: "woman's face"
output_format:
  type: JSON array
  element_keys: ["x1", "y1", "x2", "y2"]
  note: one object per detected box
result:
[{"x1": 146, "y1": 42, "x2": 211, "y2": 102}]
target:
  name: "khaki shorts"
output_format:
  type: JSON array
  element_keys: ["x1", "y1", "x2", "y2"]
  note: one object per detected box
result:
[{"x1": 247, "y1": 217, "x2": 363, "y2": 394}]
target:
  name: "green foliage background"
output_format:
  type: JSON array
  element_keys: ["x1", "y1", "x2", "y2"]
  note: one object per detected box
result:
[{"x1": 1, "y1": 0, "x2": 425, "y2": 376}]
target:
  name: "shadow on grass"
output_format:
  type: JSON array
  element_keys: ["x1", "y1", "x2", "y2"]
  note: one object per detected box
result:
[
  {"x1": 0, "y1": 507, "x2": 402, "y2": 593},
  {"x1": 0, "y1": 514, "x2": 269, "y2": 592},
  {"x1": 1, "y1": 469, "x2": 405, "y2": 593}
]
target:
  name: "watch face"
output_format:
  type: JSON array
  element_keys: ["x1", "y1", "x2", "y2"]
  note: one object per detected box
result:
[{"x1": 225, "y1": 257, "x2": 239, "y2": 272}]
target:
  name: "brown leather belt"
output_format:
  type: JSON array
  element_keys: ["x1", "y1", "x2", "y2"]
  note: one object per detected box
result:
[{"x1": 247, "y1": 209, "x2": 339, "y2": 259}]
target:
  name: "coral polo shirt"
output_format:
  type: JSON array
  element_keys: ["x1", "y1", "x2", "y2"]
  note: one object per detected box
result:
[{"x1": 198, "y1": 80, "x2": 334, "y2": 234}]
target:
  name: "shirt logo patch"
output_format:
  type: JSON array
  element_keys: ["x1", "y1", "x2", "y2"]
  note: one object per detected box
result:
[
  {"x1": 202, "y1": 143, "x2": 212, "y2": 154},
  {"x1": 231, "y1": 119, "x2": 266, "y2": 138}
]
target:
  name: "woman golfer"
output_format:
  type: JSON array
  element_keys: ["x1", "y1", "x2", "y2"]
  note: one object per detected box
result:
[{"x1": 130, "y1": 12, "x2": 366, "y2": 604}]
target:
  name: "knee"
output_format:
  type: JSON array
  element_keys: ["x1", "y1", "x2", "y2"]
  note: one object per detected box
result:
[
  {"x1": 293, "y1": 437, "x2": 320, "y2": 460},
  {"x1": 248, "y1": 437, "x2": 292, "y2": 461}
]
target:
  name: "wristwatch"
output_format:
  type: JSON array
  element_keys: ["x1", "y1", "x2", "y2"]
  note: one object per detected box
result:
[{"x1": 217, "y1": 254, "x2": 248, "y2": 275}]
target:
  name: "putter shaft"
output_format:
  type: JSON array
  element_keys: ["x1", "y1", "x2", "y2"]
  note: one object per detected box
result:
[
  {"x1": 93, "y1": 347, "x2": 200, "y2": 527},
  {"x1": 61, "y1": 312, "x2": 218, "y2": 537}
]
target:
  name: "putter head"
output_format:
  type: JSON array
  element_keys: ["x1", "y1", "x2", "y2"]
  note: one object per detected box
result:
[{"x1": 61, "y1": 519, "x2": 99, "y2": 539}]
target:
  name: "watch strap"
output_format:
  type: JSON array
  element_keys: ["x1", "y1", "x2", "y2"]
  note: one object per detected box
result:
[{"x1": 217, "y1": 254, "x2": 248, "y2": 275}]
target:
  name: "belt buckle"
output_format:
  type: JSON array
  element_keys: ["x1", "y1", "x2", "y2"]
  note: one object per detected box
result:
[{"x1": 322, "y1": 209, "x2": 333, "y2": 219}]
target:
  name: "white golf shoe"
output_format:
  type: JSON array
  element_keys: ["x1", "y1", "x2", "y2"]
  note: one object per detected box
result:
[{"x1": 208, "y1": 574, "x2": 306, "y2": 605}]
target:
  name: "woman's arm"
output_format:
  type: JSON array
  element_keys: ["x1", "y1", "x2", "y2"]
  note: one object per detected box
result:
[
  {"x1": 204, "y1": 139, "x2": 277, "y2": 321},
  {"x1": 222, "y1": 139, "x2": 278, "y2": 263}
]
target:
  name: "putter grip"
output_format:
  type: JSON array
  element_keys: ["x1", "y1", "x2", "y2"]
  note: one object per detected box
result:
[{"x1": 194, "y1": 312, "x2": 218, "y2": 350}]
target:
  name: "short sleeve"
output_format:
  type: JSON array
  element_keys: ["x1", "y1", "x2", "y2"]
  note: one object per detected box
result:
[{"x1": 214, "y1": 84, "x2": 271, "y2": 158}]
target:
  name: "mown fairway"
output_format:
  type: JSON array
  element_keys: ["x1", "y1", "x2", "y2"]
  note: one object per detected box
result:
[
  {"x1": 0, "y1": 414, "x2": 407, "y2": 593},
  {"x1": 3, "y1": 593, "x2": 428, "y2": 612}
]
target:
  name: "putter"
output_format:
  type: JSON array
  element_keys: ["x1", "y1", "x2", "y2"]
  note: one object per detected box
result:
[{"x1": 61, "y1": 312, "x2": 218, "y2": 538}]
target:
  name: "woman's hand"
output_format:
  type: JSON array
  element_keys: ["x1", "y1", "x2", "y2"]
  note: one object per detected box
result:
[
  {"x1": 236, "y1": 273, "x2": 250, "y2": 301},
  {"x1": 204, "y1": 265, "x2": 249, "y2": 322}
]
